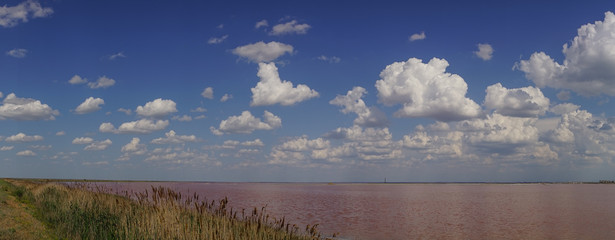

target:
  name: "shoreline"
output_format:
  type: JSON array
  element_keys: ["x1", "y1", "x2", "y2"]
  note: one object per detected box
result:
[{"x1": 4, "y1": 178, "x2": 613, "y2": 185}]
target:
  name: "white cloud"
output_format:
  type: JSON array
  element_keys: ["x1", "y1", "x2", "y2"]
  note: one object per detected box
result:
[
  {"x1": 74, "y1": 97, "x2": 104, "y2": 114},
  {"x1": 151, "y1": 130, "x2": 198, "y2": 144},
  {"x1": 474, "y1": 43, "x2": 493, "y2": 60},
  {"x1": 220, "y1": 94, "x2": 232, "y2": 102},
  {"x1": 270, "y1": 20, "x2": 311, "y2": 35},
  {"x1": 136, "y1": 98, "x2": 178, "y2": 118},
  {"x1": 6, "y1": 48, "x2": 27, "y2": 58},
  {"x1": 544, "y1": 110, "x2": 615, "y2": 164},
  {"x1": 208, "y1": 35, "x2": 228, "y2": 44},
  {"x1": 255, "y1": 19, "x2": 268, "y2": 29},
  {"x1": 484, "y1": 83, "x2": 549, "y2": 117},
  {"x1": 317, "y1": 55, "x2": 341, "y2": 63},
  {"x1": 251, "y1": 62, "x2": 319, "y2": 106},
  {"x1": 458, "y1": 113, "x2": 539, "y2": 146},
  {"x1": 68, "y1": 75, "x2": 87, "y2": 85},
  {"x1": 556, "y1": 91, "x2": 571, "y2": 101},
  {"x1": 232, "y1": 41, "x2": 293, "y2": 63},
  {"x1": 375, "y1": 57, "x2": 482, "y2": 121},
  {"x1": 0, "y1": 93, "x2": 59, "y2": 121},
  {"x1": 16, "y1": 150, "x2": 36, "y2": 156},
  {"x1": 117, "y1": 108, "x2": 132, "y2": 115},
  {"x1": 330, "y1": 86, "x2": 389, "y2": 127},
  {"x1": 409, "y1": 32, "x2": 426, "y2": 41},
  {"x1": 55, "y1": 131, "x2": 65, "y2": 136},
  {"x1": 172, "y1": 115, "x2": 192, "y2": 122},
  {"x1": 191, "y1": 107, "x2": 206, "y2": 113},
  {"x1": 0, "y1": 92, "x2": 3, "y2": 98},
  {"x1": 108, "y1": 52, "x2": 126, "y2": 60},
  {"x1": 87, "y1": 76, "x2": 115, "y2": 89},
  {"x1": 84, "y1": 139, "x2": 112, "y2": 151},
  {"x1": 210, "y1": 110, "x2": 281, "y2": 135},
  {"x1": 121, "y1": 137, "x2": 146, "y2": 155},
  {"x1": 242, "y1": 139, "x2": 264, "y2": 147},
  {"x1": 29, "y1": 144, "x2": 50, "y2": 150},
  {"x1": 201, "y1": 87, "x2": 214, "y2": 99},
  {"x1": 5, "y1": 132, "x2": 43, "y2": 142},
  {"x1": 0, "y1": 0, "x2": 53, "y2": 28},
  {"x1": 100, "y1": 119, "x2": 169, "y2": 134},
  {"x1": 550, "y1": 103, "x2": 580, "y2": 115},
  {"x1": 0, "y1": 146, "x2": 14, "y2": 151},
  {"x1": 517, "y1": 12, "x2": 615, "y2": 96},
  {"x1": 72, "y1": 137, "x2": 94, "y2": 144}
]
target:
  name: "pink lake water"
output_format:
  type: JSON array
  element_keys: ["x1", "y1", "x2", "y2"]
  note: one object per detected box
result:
[{"x1": 91, "y1": 182, "x2": 615, "y2": 240}]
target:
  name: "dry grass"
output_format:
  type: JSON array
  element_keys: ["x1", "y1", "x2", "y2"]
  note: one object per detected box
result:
[
  {"x1": 7, "y1": 179, "x2": 336, "y2": 240},
  {"x1": 0, "y1": 179, "x2": 54, "y2": 240}
]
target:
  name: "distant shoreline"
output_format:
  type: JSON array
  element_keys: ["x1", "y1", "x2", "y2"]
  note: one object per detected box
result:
[{"x1": 4, "y1": 178, "x2": 614, "y2": 185}]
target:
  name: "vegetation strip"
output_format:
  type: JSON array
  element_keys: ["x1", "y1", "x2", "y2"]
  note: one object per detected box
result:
[{"x1": 2, "y1": 179, "x2": 336, "y2": 240}]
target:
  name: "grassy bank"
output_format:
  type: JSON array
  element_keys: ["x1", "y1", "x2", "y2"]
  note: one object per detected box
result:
[
  {"x1": 4, "y1": 179, "x2": 334, "y2": 240},
  {"x1": 0, "y1": 179, "x2": 54, "y2": 240}
]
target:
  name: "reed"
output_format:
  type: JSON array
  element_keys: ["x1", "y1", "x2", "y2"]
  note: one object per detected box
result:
[{"x1": 9, "y1": 180, "x2": 335, "y2": 240}]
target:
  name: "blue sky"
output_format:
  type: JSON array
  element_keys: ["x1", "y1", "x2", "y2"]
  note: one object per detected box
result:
[{"x1": 1, "y1": 0, "x2": 615, "y2": 182}]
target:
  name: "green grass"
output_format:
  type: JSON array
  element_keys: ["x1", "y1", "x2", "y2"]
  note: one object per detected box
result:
[{"x1": 7, "y1": 179, "x2": 336, "y2": 240}]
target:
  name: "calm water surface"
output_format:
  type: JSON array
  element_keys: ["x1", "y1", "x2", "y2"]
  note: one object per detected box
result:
[{"x1": 95, "y1": 182, "x2": 615, "y2": 240}]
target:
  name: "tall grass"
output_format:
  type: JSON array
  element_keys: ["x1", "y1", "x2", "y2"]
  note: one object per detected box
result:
[{"x1": 13, "y1": 180, "x2": 336, "y2": 240}]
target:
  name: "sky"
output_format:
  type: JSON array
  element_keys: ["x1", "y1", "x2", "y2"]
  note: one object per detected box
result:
[{"x1": 1, "y1": 0, "x2": 615, "y2": 182}]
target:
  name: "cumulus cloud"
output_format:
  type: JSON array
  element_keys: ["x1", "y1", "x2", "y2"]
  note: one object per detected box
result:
[
  {"x1": 117, "y1": 108, "x2": 132, "y2": 115},
  {"x1": 273, "y1": 126, "x2": 402, "y2": 165},
  {"x1": 108, "y1": 52, "x2": 126, "y2": 60},
  {"x1": 375, "y1": 57, "x2": 481, "y2": 121},
  {"x1": 544, "y1": 110, "x2": 615, "y2": 164},
  {"x1": 484, "y1": 83, "x2": 549, "y2": 117},
  {"x1": 172, "y1": 115, "x2": 192, "y2": 122},
  {"x1": 270, "y1": 20, "x2": 311, "y2": 35},
  {"x1": 68, "y1": 75, "x2": 87, "y2": 85},
  {"x1": 72, "y1": 137, "x2": 94, "y2": 144},
  {"x1": 136, "y1": 98, "x2": 178, "y2": 118},
  {"x1": 474, "y1": 43, "x2": 493, "y2": 60},
  {"x1": 121, "y1": 137, "x2": 146, "y2": 154},
  {"x1": 191, "y1": 107, "x2": 206, "y2": 113},
  {"x1": 151, "y1": 130, "x2": 198, "y2": 144},
  {"x1": 409, "y1": 32, "x2": 426, "y2": 41},
  {"x1": 255, "y1": 19, "x2": 268, "y2": 29},
  {"x1": 251, "y1": 62, "x2": 319, "y2": 106},
  {"x1": 6, "y1": 48, "x2": 27, "y2": 58},
  {"x1": 316, "y1": 55, "x2": 341, "y2": 63},
  {"x1": 556, "y1": 91, "x2": 571, "y2": 101},
  {"x1": 550, "y1": 103, "x2": 580, "y2": 115},
  {"x1": 210, "y1": 110, "x2": 281, "y2": 135},
  {"x1": 5, "y1": 132, "x2": 43, "y2": 142},
  {"x1": 208, "y1": 35, "x2": 228, "y2": 44},
  {"x1": 74, "y1": 97, "x2": 104, "y2": 114},
  {"x1": 201, "y1": 87, "x2": 214, "y2": 99},
  {"x1": 458, "y1": 113, "x2": 539, "y2": 146},
  {"x1": 87, "y1": 76, "x2": 116, "y2": 89},
  {"x1": 0, "y1": 0, "x2": 53, "y2": 28},
  {"x1": 517, "y1": 12, "x2": 615, "y2": 96},
  {"x1": 220, "y1": 94, "x2": 232, "y2": 102},
  {"x1": 1, "y1": 146, "x2": 14, "y2": 151},
  {"x1": 242, "y1": 139, "x2": 264, "y2": 147},
  {"x1": 16, "y1": 150, "x2": 36, "y2": 156},
  {"x1": 84, "y1": 139, "x2": 112, "y2": 151},
  {"x1": 55, "y1": 131, "x2": 65, "y2": 136},
  {"x1": 232, "y1": 41, "x2": 293, "y2": 63},
  {"x1": 0, "y1": 93, "x2": 59, "y2": 120},
  {"x1": 330, "y1": 86, "x2": 388, "y2": 127},
  {"x1": 100, "y1": 119, "x2": 169, "y2": 134}
]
